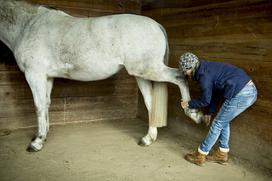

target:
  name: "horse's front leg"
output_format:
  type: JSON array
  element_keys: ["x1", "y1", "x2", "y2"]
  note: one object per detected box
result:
[
  {"x1": 177, "y1": 82, "x2": 203, "y2": 124},
  {"x1": 166, "y1": 73, "x2": 203, "y2": 123},
  {"x1": 25, "y1": 72, "x2": 49, "y2": 152}
]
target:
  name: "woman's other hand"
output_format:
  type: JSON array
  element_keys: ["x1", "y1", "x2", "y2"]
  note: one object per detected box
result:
[
  {"x1": 202, "y1": 115, "x2": 212, "y2": 127},
  {"x1": 181, "y1": 101, "x2": 189, "y2": 109}
]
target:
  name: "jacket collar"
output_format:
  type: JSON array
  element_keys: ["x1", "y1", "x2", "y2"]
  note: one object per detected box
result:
[{"x1": 192, "y1": 60, "x2": 205, "y2": 81}]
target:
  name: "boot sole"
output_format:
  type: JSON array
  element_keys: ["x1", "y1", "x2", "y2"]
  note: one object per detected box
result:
[
  {"x1": 207, "y1": 159, "x2": 228, "y2": 166},
  {"x1": 185, "y1": 156, "x2": 205, "y2": 167}
]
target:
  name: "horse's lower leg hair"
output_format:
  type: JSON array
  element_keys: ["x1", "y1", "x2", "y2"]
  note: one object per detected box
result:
[{"x1": 25, "y1": 72, "x2": 49, "y2": 151}]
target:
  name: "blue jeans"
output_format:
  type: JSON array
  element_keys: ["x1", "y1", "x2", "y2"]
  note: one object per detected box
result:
[{"x1": 199, "y1": 82, "x2": 257, "y2": 154}]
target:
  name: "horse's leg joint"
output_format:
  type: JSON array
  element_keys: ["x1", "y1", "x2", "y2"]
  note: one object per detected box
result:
[{"x1": 138, "y1": 127, "x2": 158, "y2": 147}]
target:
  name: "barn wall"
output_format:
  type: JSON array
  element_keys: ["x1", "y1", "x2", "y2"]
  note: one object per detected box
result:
[
  {"x1": 29, "y1": 0, "x2": 141, "y2": 17},
  {"x1": 1, "y1": 0, "x2": 271, "y2": 169},
  {"x1": 142, "y1": 0, "x2": 272, "y2": 169},
  {"x1": 0, "y1": 0, "x2": 141, "y2": 130}
]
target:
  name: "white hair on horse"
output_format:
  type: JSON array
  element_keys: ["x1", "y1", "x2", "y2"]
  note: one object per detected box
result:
[{"x1": 0, "y1": 0, "x2": 202, "y2": 151}]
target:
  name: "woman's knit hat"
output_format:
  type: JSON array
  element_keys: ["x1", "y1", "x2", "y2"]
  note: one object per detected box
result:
[{"x1": 179, "y1": 52, "x2": 200, "y2": 75}]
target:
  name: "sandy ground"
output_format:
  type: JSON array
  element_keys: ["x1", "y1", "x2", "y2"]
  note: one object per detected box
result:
[{"x1": 0, "y1": 118, "x2": 271, "y2": 181}]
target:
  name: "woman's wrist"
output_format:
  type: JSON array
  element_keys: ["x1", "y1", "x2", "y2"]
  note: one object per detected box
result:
[{"x1": 180, "y1": 100, "x2": 189, "y2": 109}]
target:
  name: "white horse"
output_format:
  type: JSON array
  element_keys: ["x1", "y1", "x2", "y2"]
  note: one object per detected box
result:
[{"x1": 0, "y1": 0, "x2": 202, "y2": 152}]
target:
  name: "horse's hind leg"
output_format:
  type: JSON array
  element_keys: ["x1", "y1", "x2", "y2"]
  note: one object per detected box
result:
[
  {"x1": 133, "y1": 65, "x2": 203, "y2": 123},
  {"x1": 135, "y1": 77, "x2": 158, "y2": 146},
  {"x1": 25, "y1": 72, "x2": 50, "y2": 152}
]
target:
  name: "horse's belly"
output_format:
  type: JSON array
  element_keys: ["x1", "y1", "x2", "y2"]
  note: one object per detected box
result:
[
  {"x1": 66, "y1": 69, "x2": 121, "y2": 81},
  {"x1": 48, "y1": 62, "x2": 124, "y2": 81}
]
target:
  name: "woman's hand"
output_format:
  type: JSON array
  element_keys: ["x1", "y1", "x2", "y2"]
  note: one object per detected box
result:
[
  {"x1": 202, "y1": 115, "x2": 212, "y2": 127},
  {"x1": 180, "y1": 101, "x2": 189, "y2": 109}
]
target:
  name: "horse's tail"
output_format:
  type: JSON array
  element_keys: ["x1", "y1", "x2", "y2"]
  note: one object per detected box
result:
[
  {"x1": 150, "y1": 24, "x2": 169, "y2": 128},
  {"x1": 159, "y1": 24, "x2": 169, "y2": 65}
]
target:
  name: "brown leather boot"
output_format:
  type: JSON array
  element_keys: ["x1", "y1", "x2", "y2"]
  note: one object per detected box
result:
[
  {"x1": 185, "y1": 151, "x2": 206, "y2": 166},
  {"x1": 206, "y1": 148, "x2": 228, "y2": 165}
]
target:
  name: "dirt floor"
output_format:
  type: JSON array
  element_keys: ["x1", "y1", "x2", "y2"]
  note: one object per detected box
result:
[{"x1": 0, "y1": 118, "x2": 271, "y2": 181}]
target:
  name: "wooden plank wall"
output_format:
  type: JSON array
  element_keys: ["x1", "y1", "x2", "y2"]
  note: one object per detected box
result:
[
  {"x1": 29, "y1": 0, "x2": 141, "y2": 17},
  {"x1": 142, "y1": 0, "x2": 272, "y2": 169},
  {"x1": 0, "y1": 0, "x2": 141, "y2": 130}
]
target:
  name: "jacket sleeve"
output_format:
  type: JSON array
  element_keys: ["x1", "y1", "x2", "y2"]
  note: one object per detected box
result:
[
  {"x1": 188, "y1": 75, "x2": 213, "y2": 109},
  {"x1": 206, "y1": 90, "x2": 219, "y2": 115}
]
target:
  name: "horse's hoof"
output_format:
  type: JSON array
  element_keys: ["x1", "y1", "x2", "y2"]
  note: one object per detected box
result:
[
  {"x1": 138, "y1": 138, "x2": 148, "y2": 146},
  {"x1": 27, "y1": 140, "x2": 43, "y2": 152},
  {"x1": 26, "y1": 145, "x2": 39, "y2": 152},
  {"x1": 138, "y1": 136, "x2": 153, "y2": 147}
]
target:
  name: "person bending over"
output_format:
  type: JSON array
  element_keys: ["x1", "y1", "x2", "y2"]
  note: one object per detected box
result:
[{"x1": 179, "y1": 52, "x2": 257, "y2": 166}]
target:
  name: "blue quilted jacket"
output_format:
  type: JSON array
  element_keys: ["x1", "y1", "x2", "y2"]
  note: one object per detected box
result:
[{"x1": 188, "y1": 60, "x2": 251, "y2": 114}]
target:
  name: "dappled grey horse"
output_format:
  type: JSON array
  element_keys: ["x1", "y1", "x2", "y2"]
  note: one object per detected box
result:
[{"x1": 0, "y1": 0, "x2": 202, "y2": 152}]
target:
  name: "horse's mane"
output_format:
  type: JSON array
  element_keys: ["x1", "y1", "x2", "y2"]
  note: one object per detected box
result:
[
  {"x1": 1, "y1": 0, "x2": 60, "y2": 14},
  {"x1": 0, "y1": 0, "x2": 72, "y2": 29},
  {"x1": 0, "y1": 0, "x2": 39, "y2": 15}
]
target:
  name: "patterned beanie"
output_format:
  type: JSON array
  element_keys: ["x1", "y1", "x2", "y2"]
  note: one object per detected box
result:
[{"x1": 179, "y1": 52, "x2": 200, "y2": 75}]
